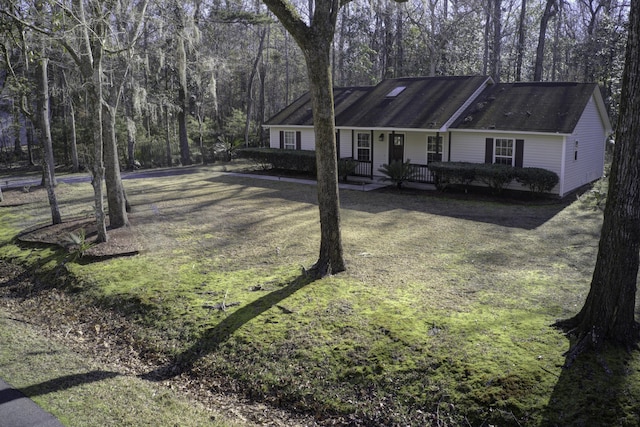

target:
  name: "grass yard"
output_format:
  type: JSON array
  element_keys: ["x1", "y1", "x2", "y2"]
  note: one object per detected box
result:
[{"x1": 1, "y1": 164, "x2": 639, "y2": 426}]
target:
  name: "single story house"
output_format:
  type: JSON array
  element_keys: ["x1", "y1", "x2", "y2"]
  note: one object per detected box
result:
[{"x1": 264, "y1": 76, "x2": 612, "y2": 197}]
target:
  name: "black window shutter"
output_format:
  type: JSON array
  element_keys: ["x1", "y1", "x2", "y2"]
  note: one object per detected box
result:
[
  {"x1": 296, "y1": 131, "x2": 302, "y2": 150},
  {"x1": 485, "y1": 138, "x2": 494, "y2": 164},
  {"x1": 279, "y1": 131, "x2": 284, "y2": 149},
  {"x1": 336, "y1": 131, "x2": 340, "y2": 158},
  {"x1": 515, "y1": 139, "x2": 524, "y2": 168}
]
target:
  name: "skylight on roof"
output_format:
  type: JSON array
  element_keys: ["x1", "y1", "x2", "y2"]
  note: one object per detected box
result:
[{"x1": 386, "y1": 86, "x2": 406, "y2": 97}]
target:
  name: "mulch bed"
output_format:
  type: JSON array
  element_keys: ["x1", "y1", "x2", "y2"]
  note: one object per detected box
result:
[{"x1": 17, "y1": 216, "x2": 142, "y2": 259}]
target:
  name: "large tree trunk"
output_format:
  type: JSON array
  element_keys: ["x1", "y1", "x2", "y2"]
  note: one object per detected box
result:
[
  {"x1": 305, "y1": 43, "x2": 346, "y2": 276},
  {"x1": 89, "y1": 56, "x2": 108, "y2": 243},
  {"x1": 103, "y1": 104, "x2": 129, "y2": 228},
  {"x1": 37, "y1": 54, "x2": 62, "y2": 225},
  {"x1": 533, "y1": 0, "x2": 558, "y2": 81},
  {"x1": 263, "y1": 0, "x2": 347, "y2": 277},
  {"x1": 555, "y1": 0, "x2": 640, "y2": 360}
]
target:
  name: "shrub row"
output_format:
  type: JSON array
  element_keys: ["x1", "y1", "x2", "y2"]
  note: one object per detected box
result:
[
  {"x1": 238, "y1": 148, "x2": 317, "y2": 174},
  {"x1": 237, "y1": 148, "x2": 359, "y2": 181},
  {"x1": 429, "y1": 162, "x2": 559, "y2": 194}
]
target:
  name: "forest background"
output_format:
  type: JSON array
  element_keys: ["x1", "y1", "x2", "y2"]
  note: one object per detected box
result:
[{"x1": 0, "y1": 0, "x2": 629, "y2": 172}]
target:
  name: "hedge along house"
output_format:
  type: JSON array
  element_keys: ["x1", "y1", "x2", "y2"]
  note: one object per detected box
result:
[{"x1": 264, "y1": 76, "x2": 612, "y2": 197}]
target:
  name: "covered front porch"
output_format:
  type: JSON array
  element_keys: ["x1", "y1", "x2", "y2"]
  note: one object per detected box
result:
[{"x1": 337, "y1": 128, "x2": 446, "y2": 184}]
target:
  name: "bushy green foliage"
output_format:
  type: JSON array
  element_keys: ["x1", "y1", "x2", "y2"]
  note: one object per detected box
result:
[
  {"x1": 64, "y1": 228, "x2": 94, "y2": 261},
  {"x1": 213, "y1": 136, "x2": 243, "y2": 161},
  {"x1": 474, "y1": 163, "x2": 516, "y2": 194},
  {"x1": 514, "y1": 167, "x2": 560, "y2": 194},
  {"x1": 429, "y1": 162, "x2": 477, "y2": 191},
  {"x1": 337, "y1": 158, "x2": 358, "y2": 181},
  {"x1": 431, "y1": 162, "x2": 558, "y2": 195},
  {"x1": 378, "y1": 160, "x2": 418, "y2": 189},
  {"x1": 237, "y1": 148, "x2": 317, "y2": 174}
]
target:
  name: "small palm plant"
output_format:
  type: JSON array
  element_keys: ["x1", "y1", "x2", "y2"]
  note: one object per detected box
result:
[
  {"x1": 64, "y1": 229, "x2": 94, "y2": 261},
  {"x1": 378, "y1": 159, "x2": 418, "y2": 190}
]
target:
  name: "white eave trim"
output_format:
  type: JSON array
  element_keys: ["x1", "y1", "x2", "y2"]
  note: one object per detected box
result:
[
  {"x1": 449, "y1": 128, "x2": 572, "y2": 137},
  {"x1": 263, "y1": 124, "x2": 313, "y2": 129}
]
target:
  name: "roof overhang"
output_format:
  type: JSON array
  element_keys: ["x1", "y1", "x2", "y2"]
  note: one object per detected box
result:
[
  {"x1": 450, "y1": 128, "x2": 572, "y2": 137},
  {"x1": 592, "y1": 86, "x2": 613, "y2": 135}
]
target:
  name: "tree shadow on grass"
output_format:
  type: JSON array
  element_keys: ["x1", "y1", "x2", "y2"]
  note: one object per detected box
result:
[
  {"x1": 542, "y1": 342, "x2": 640, "y2": 426},
  {"x1": 140, "y1": 272, "x2": 314, "y2": 382},
  {"x1": 0, "y1": 371, "x2": 119, "y2": 404}
]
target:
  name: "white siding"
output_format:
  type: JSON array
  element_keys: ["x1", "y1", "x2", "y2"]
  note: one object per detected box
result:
[
  {"x1": 300, "y1": 129, "x2": 315, "y2": 150},
  {"x1": 268, "y1": 127, "x2": 280, "y2": 148},
  {"x1": 449, "y1": 131, "x2": 565, "y2": 194},
  {"x1": 403, "y1": 132, "x2": 428, "y2": 164},
  {"x1": 268, "y1": 127, "x2": 315, "y2": 150},
  {"x1": 373, "y1": 136, "x2": 388, "y2": 176},
  {"x1": 338, "y1": 129, "x2": 353, "y2": 158},
  {"x1": 561, "y1": 97, "x2": 606, "y2": 195}
]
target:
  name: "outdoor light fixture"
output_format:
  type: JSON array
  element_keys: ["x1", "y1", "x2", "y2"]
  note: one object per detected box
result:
[{"x1": 379, "y1": 133, "x2": 384, "y2": 141}]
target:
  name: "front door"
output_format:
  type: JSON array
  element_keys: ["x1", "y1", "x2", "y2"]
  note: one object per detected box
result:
[{"x1": 389, "y1": 133, "x2": 404, "y2": 163}]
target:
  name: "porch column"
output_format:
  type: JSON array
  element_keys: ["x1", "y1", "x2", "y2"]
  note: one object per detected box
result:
[{"x1": 370, "y1": 130, "x2": 375, "y2": 179}]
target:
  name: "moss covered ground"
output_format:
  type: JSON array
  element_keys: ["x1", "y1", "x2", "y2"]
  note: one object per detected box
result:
[{"x1": 1, "y1": 165, "x2": 639, "y2": 426}]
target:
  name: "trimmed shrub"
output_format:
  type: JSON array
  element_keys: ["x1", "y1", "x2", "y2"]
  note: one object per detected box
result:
[
  {"x1": 338, "y1": 157, "x2": 358, "y2": 182},
  {"x1": 474, "y1": 163, "x2": 516, "y2": 194},
  {"x1": 237, "y1": 148, "x2": 317, "y2": 174},
  {"x1": 378, "y1": 159, "x2": 419, "y2": 189},
  {"x1": 514, "y1": 167, "x2": 559, "y2": 194},
  {"x1": 428, "y1": 162, "x2": 477, "y2": 191}
]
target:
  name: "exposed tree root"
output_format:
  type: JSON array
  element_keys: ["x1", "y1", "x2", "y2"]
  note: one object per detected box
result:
[{"x1": 552, "y1": 318, "x2": 640, "y2": 369}]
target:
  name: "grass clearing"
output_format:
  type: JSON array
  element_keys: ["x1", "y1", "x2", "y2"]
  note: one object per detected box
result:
[
  {"x1": 0, "y1": 308, "x2": 242, "y2": 427},
  {"x1": 1, "y1": 164, "x2": 639, "y2": 425}
]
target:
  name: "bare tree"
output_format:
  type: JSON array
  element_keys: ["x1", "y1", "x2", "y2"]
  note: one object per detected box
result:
[
  {"x1": 35, "y1": 41, "x2": 61, "y2": 224},
  {"x1": 2, "y1": 0, "x2": 61, "y2": 224},
  {"x1": 515, "y1": 0, "x2": 526, "y2": 81},
  {"x1": 533, "y1": 0, "x2": 559, "y2": 81},
  {"x1": 555, "y1": 0, "x2": 640, "y2": 361}
]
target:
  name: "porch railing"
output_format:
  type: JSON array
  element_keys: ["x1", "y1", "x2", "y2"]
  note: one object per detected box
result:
[
  {"x1": 350, "y1": 160, "x2": 436, "y2": 184},
  {"x1": 408, "y1": 163, "x2": 436, "y2": 184},
  {"x1": 352, "y1": 160, "x2": 373, "y2": 178}
]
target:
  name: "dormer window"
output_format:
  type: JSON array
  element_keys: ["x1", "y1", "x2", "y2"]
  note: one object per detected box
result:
[{"x1": 386, "y1": 86, "x2": 406, "y2": 97}]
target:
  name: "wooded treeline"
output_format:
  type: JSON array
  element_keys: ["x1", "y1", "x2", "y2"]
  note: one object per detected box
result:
[{"x1": 0, "y1": 0, "x2": 629, "y2": 171}]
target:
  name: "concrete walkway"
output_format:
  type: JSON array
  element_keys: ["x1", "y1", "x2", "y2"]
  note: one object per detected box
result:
[{"x1": 0, "y1": 379, "x2": 64, "y2": 427}]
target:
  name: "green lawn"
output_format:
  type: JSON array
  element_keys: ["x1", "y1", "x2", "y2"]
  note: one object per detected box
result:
[{"x1": 1, "y1": 165, "x2": 638, "y2": 426}]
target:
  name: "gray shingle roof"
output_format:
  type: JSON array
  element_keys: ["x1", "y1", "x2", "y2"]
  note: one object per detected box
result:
[
  {"x1": 336, "y1": 76, "x2": 490, "y2": 128},
  {"x1": 264, "y1": 86, "x2": 372, "y2": 126},
  {"x1": 451, "y1": 82, "x2": 599, "y2": 133},
  {"x1": 265, "y1": 77, "x2": 603, "y2": 135}
]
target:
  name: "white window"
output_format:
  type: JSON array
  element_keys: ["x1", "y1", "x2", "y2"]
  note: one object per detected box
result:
[
  {"x1": 494, "y1": 138, "x2": 514, "y2": 165},
  {"x1": 283, "y1": 131, "x2": 296, "y2": 150},
  {"x1": 357, "y1": 133, "x2": 371, "y2": 161},
  {"x1": 427, "y1": 135, "x2": 443, "y2": 163}
]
